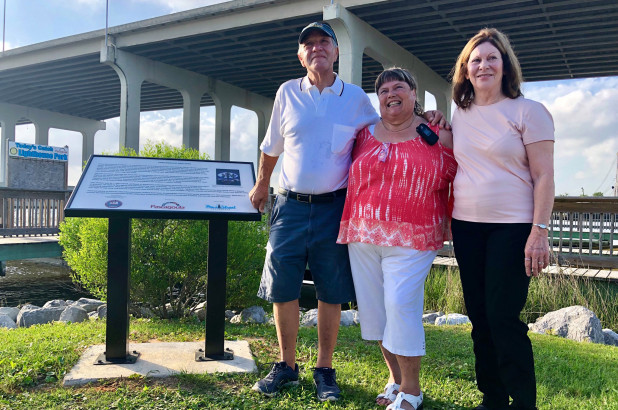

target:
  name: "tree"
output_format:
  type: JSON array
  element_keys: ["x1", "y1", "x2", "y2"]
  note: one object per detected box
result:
[
  {"x1": 592, "y1": 192, "x2": 604, "y2": 197},
  {"x1": 60, "y1": 141, "x2": 268, "y2": 318}
]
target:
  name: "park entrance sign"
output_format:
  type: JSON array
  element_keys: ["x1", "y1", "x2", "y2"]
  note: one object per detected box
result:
[{"x1": 65, "y1": 155, "x2": 260, "y2": 364}]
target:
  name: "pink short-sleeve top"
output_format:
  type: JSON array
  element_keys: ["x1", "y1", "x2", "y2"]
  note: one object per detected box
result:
[
  {"x1": 452, "y1": 97, "x2": 555, "y2": 223},
  {"x1": 337, "y1": 124, "x2": 457, "y2": 250}
]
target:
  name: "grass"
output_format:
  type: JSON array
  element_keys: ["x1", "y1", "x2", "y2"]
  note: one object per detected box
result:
[
  {"x1": 1, "y1": 318, "x2": 617, "y2": 409},
  {"x1": 425, "y1": 265, "x2": 618, "y2": 330}
]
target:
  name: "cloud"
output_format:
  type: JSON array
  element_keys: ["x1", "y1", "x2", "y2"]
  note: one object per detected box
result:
[
  {"x1": 131, "y1": 0, "x2": 226, "y2": 13},
  {"x1": 524, "y1": 77, "x2": 618, "y2": 196}
]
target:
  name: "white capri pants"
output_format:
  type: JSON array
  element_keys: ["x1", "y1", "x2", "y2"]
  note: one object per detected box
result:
[{"x1": 348, "y1": 242, "x2": 437, "y2": 357}]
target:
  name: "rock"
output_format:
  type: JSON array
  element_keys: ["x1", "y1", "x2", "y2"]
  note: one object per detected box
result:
[
  {"x1": 435, "y1": 313, "x2": 470, "y2": 326},
  {"x1": 602, "y1": 329, "x2": 618, "y2": 347},
  {"x1": 130, "y1": 305, "x2": 155, "y2": 318},
  {"x1": 340, "y1": 310, "x2": 357, "y2": 326},
  {"x1": 71, "y1": 298, "x2": 105, "y2": 313},
  {"x1": 529, "y1": 306, "x2": 604, "y2": 343},
  {"x1": 0, "y1": 314, "x2": 17, "y2": 329},
  {"x1": 238, "y1": 306, "x2": 267, "y2": 324},
  {"x1": 422, "y1": 311, "x2": 444, "y2": 324},
  {"x1": 17, "y1": 306, "x2": 65, "y2": 327},
  {"x1": 225, "y1": 309, "x2": 236, "y2": 319},
  {"x1": 59, "y1": 306, "x2": 89, "y2": 323},
  {"x1": 191, "y1": 302, "x2": 207, "y2": 321},
  {"x1": 43, "y1": 299, "x2": 69, "y2": 309},
  {"x1": 230, "y1": 314, "x2": 242, "y2": 324},
  {"x1": 353, "y1": 310, "x2": 361, "y2": 325},
  {"x1": 0, "y1": 307, "x2": 20, "y2": 322},
  {"x1": 88, "y1": 311, "x2": 98, "y2": 320},
  {"x1": 15, "y1": 304, "x2": 40, "y2": 326},
  {"x1": 97, "y1": 304, "x2": 107, "y2": 319},
  {"x1": 300, "y1": 308, "x2": 318, "y2": 327}
]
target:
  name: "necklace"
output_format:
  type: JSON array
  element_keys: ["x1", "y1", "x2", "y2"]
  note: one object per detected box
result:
[{"x1": 381, "y1": 118, "x2": 414, "y2": 133}]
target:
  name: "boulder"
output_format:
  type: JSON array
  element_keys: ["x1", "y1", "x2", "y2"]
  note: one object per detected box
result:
[
  {"x1": 422, "y1": 311, "x2": 444, "y2": 324},
  {"x1": 235, "y1": 306, "x2": 267, "y2": 324},
  {"x1": 59, "y1": 306, "x2": 89, "y2": 323},
  {"x1": 97, "y1": 304, "x2": 107, "y2": 319},
  {"x1": 191, "y1": 302, "x2": 207, "y2": 321},
  {"x1": 435, "y1": 313, "x2": 470, "y2": 326},
  {"x1": 300, "y1": 308, "x2": 318, "y2": 327},
  {"x1": 602, "y1": 329, "x2": 618, "y2": 347},
  {"x1": 0, "y1": 314, "x2": 17, "y2": 329},
  {"x1": 529, "y1": 305, "x2": 604, "y2": 343},
  {"x1": 17, "y1": 306, "x2": 65, "y2": 327},
  {"x1": 88, "y1": 311, "x2": 98, "y2": 320},
  {"x1": 225, "y1": 310, "x2": 236, "y2": 320},
  {"x1": 0, "y1": 307, "x2": 20, "y2": 322},
  {"x1": 43, "y1": 299, "x2": 69, "y2": 309},
  {"x1": 15, "y1": 304, "x2": 40, "y2": 325},
  {"x1": 71, "y1": 298, "x2": 105, "y2": 313},
  {"x1": 353, "y1": 310, "x2": 361, "y2": 325},
  {"x1": 340, "y1": 310, "x2": 356, "y2": 327}
]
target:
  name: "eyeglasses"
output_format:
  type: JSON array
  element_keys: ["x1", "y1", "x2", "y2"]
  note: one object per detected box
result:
[{"x1": 378, "y1": 142, "x2": 391, "y2": 162}]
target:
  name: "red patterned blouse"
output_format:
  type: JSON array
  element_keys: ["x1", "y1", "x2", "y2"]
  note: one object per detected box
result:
[{"x1": 337, "y1": 124, "x2": 457, "y2": 250}]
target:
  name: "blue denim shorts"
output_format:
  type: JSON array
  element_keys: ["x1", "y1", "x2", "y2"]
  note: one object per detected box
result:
[{"x1": 257, "y1": 193, "x2": 356, "y2": 304}]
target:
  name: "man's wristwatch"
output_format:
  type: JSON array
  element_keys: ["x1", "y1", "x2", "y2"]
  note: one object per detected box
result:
[{"x1": 533, "y1": 223, "x2": 549, "y2": 230}]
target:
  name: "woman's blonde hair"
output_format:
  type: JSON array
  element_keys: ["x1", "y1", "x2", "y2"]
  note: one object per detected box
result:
[
  {"x1": 375, "y1": 67, "x2": 424, "y2": 116},
  {"x1": 451, "y1": 28, "x2": 523, "y2": 109}
]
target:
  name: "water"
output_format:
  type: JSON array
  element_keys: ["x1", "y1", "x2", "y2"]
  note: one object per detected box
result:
[{"x1": 0, "y1": 259, "x2": 93, "y2": 307}]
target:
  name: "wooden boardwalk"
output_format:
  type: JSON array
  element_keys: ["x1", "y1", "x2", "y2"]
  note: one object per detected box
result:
[{"x1": 432, "y1": 255, "x2": 618, "y2": 282}]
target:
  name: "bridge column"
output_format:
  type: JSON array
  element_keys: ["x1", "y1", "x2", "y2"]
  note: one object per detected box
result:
[
  {"x1": 181, "y1": 89, "x2": 205, "y2": 151},
  {"x1": 0, "y1": 118, "x2": 16, "y2": 185},
  {"x1": 101, "y1": 46, "x2": 143, "y2": 153},
  {"x1": 34, "y1": 122, "x2": 50, "y2": 146},
  {"x1": 213, "y1": 99, "x2": 232, "y2": 161},
  {"x1": 81, "y1": 129, "x2": 96, "y2": 164},
  {"x1": 323, "y1": 3, "x2": 451, "y2": 117}
]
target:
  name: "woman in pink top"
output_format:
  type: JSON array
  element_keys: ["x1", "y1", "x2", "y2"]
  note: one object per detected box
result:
[
  {"x1": 450, "y1": 28, "x2": 555, "y2": 410},
  {"x1": 338, "y1": 68, "x2": 456, "y2": 410}
]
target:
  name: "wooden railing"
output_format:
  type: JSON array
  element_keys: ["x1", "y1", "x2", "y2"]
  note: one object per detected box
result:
[
  {"x1": 550, "y1": 197, "x2": 618, "y2": 269},
  {"x1": 0, "y1": 188, "x2": 72, "y2": 237}
]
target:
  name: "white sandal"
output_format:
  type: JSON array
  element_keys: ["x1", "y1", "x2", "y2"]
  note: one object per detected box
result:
[
  {"x1": 376, "y1": 382, "x2": 400, "y2": 404},
  {"x1": 386, "y1": 391, "x2": 424, "y2": 410}
]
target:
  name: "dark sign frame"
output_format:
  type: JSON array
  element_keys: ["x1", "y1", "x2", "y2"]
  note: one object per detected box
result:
[{"x1": 65, "y1": 155, "x2": 261, "y2": 364}]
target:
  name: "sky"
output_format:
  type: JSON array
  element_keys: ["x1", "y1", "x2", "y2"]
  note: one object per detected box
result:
[{"x1": 2, "y1": 0, "x2": 617, "y2": 196}]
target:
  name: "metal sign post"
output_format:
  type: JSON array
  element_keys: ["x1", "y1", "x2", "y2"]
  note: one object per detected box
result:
[{"x1": 65, "y1": 155, "x2": 260, "y2": 365}]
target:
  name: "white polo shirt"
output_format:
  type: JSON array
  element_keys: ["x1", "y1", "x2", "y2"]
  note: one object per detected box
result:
[{"x1": 260, "y1": 74, "x2": 379, "y2": 195}]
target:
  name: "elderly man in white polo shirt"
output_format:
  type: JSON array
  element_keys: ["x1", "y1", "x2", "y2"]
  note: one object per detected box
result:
[{"x1": 249, "y1": 21, "x2": 444, "y2": 402}]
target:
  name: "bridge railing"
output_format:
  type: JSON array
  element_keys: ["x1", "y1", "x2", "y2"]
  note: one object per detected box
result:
[
  {"x1": 550, "y1": 197, "x2": 618, "y2": 269},
  {"x1": 0, "y1": 188, "x2": 72, "y2": 237}
]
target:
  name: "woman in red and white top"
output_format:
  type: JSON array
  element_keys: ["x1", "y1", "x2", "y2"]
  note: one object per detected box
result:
[{"x1": 338, "y1": 67, "x2": 456, "y2": 410}]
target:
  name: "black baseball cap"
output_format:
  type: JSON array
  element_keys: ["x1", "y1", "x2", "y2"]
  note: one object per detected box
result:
[{"x1": 298, "y1": 21, "x2": 338, "y2": 46}]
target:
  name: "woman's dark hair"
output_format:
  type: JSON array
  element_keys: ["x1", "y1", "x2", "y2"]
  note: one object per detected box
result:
[
  {"x1": 451, "y1": 28, "x2": 523, "y2": 109},
  {"x1": 375, "y1": 67, "x2": 424, "y2": 116}
]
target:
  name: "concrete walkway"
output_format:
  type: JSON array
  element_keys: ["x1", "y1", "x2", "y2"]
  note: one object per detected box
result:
[{"x1": 63, "y1": 340, "x2": 256, "y2": 387}]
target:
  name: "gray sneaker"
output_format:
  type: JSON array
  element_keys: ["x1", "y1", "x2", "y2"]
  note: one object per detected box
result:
[
  {"x1": 251, "y1": 361, "x2": 299, "y2": 397},
  {"x1": 313, "y1": 367, "x2": 341, "y2": 402}
]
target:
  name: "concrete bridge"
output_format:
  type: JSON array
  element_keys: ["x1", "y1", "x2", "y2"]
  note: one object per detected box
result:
[
  {"x1": 1, "y1": 1, "x2": 617, "y2": 275},
  {"x1": 1, "y1": 0, "x2": 616, "y2": 172}
]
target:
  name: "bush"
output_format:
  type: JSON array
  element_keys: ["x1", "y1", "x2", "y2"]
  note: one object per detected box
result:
[{"x1": 59, "y1": 141, "x2": 268, "y2": 317}]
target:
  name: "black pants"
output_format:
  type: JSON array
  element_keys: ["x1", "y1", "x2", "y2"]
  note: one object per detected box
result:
[{"x1": 451, "y1": 219, "x2": 537, "y2": 410}]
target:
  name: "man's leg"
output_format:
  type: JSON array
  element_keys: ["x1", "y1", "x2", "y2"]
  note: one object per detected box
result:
[
  {"x1": 316, "y1": 300, "x2": 341, "y2": 368},
  {"x1": 274, "y1": 299, "x2": 300, "y2": 367}
]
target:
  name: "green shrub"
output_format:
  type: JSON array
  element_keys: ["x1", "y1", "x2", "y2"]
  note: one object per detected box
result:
[{"x1": 59, "y1": 141, "x2": 268, "y2": 317}]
